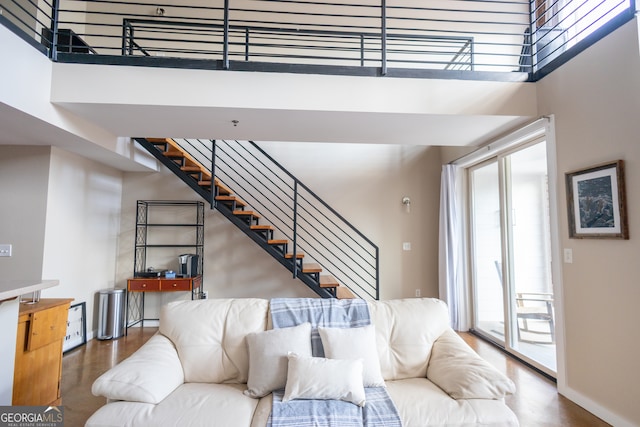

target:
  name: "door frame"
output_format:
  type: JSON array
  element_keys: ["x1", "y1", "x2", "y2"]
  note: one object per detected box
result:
[{"x1": 455, "y1": 117, "x2": 565, "y2": 382}]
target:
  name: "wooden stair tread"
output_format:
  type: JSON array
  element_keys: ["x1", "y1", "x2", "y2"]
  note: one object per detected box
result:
[
  {"x1": 147, "y1": 137, "x2": 169, "y2": 143},
  {"x1": 319, "y1": 275, "x2": 339, "y2": 288},
  {"x1": 181, "y1": 166, "x2": 202, "y2": 173},
  {"x1": 250, "y1": 225, "x2": 273, "y2": 231},
  {"x1": 164, "y1": 138, "x2": 211, "y2": 177},
  {"x1": 233, "y1": 210, "x2": 261, "y2": 218},
  {"x1": 214, "y1": 179, "x2": 233, "y2": 195},
  {"x1": 268, "y1": 239, "x2": 288, "y2": 245},
  {"x1": 337, "y1": 286, "x2": 357, "y2": 299},
  {"x1": 302, "y1": 263, "x2": 322, "y2": 273},
  {"x1": 215, "y1": 195, "x2": 246, "y2": 206},
  {"x1": 164, "y1": 150, "x2": 184, "y2": 158},
  {"x1": 285, "y1": 253, "x2": 305, "y2": 259}
]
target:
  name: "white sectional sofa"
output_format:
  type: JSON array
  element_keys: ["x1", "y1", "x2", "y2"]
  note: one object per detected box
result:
[{"x1": 86, "y1": 298, "x2": 519, "y2": 427}]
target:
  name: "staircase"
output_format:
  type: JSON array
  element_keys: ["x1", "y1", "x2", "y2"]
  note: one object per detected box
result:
[{"x1": 135, "y1": 137, "x2": 379, "y2": 300}]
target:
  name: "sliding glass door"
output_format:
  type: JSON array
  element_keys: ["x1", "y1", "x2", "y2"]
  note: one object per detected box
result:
[
  {"x1": 470, "y1": 160, "x2": 506, "y2": 343},
  {"x1": 469, "y1": 140, "x2": 556, "y2": 375}
]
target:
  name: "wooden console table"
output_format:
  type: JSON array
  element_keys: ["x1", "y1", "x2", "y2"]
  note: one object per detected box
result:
[
  {"x1": 126, "y1": 275, "x2": 202, "y2": 330},
  {"x1": 13, "y1": 298, "x2": 73, "y2": 406}
]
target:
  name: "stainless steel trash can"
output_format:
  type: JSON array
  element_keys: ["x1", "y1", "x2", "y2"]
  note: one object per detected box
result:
[{"x1": 98, "y1": 288, "x2": 126, "y2": 340}]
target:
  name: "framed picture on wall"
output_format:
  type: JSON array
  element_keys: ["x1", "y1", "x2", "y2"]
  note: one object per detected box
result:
[{"x1": 565, "y1": 160, "x2": 629, "y2": 239}]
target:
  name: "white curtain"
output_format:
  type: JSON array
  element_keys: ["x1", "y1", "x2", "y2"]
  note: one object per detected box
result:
[{"x1": 438, "y1": 164, "x2": 470, "y2": 331}]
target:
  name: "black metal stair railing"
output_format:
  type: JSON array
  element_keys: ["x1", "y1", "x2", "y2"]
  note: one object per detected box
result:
[{"x1": 138, "y1": 137, "x2": 379, "y2": 300}]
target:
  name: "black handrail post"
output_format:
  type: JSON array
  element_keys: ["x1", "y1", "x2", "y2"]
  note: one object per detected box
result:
[
  {"x1": 381, "y1": 0, "x2": 387, "y2": 76},
  {"x1": 49, "y1": 0, "x2": 60, "y2": 60},
  {"x1": 360, "y1": 34, "x2": 364, "y2": 66},
  {"x1": 528, "y1": 0, "x2": 536, "y2": 76},
  {"x1": 223, "y1": 0, "x2": 230, "y2": 69},
  {"x1": 245, "y1": 27, "x2": 250, "y2": 61},
  {"x1": 375, "y1": 247, "x2": 380, "y2": 300},
  {"x1": 292, "y1": 180, "x2": 299, "y2": 279},
  {"x1": 122, "y1": 20, "x2": 128, "y2": 56},
  {"x1": 210, "y1": 140, "x2": 217, "y2": 209}
]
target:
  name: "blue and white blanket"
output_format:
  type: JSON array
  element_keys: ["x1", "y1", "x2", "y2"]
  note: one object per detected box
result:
[{"x1": 267, "y1": 298, "x2": 402, "y2": 427}]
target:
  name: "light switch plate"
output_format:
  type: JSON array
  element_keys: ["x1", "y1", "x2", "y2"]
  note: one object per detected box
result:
[
  {"x1": 563, "y1": 248, "x2": 573, "y2": 263},
  {"x1": 402, "y1": 242, "x2": 411, "y2": 251},
  {"x1": 0, "y1": 244, "x2": 12, "y2": 257}
]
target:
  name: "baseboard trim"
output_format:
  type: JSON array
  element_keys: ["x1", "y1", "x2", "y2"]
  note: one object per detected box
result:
[{"x1": 558, "y1": 384, "x2": 636, "y2": 427}]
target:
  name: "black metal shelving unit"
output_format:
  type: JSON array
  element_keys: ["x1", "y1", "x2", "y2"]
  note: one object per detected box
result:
[
  {"x1": 134, "y1": 200, "x2": 205, "y2": 279},
  {"x1": 127, "y1": 200, "x2": 205, "y2": 329}
]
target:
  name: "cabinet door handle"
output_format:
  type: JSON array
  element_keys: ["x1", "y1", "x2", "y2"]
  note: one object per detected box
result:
[
  {"x1": 141, "y1": 283, "x2": 147, "y2": 288},
  {"x1": 172, "y1": 283, "x2": 177, "y2": 287}
]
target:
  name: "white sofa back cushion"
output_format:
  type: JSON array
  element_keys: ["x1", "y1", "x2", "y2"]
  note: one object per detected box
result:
[
  {"x1": 160, "y1": 298, "x2": 269, "y2": 383},
  {"x1": 367, "y1": 298, "x2": 450, "y2": 381}
]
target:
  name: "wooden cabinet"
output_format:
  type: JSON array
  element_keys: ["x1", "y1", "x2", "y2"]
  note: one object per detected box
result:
[
  {"x1": 127, "y1": 277, "x2": 200, "y2": 293},
  {"x1": 13, "y1": 298, "x2": 73, "y2": 406},
  {"x1": 127, "y1": 278, "x2": 161, "y2": 292},
  {"x1": 126, "y1": 276, "x2": 202, "y2": 329}
]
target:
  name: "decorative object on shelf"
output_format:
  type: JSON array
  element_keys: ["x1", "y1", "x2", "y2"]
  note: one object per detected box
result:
[
  {"x1": 565, "y1": 160, "x2": 628, "y2": 239},
  {"x1": 64, "y1": 302, "x2": 87, "y2": 352}
]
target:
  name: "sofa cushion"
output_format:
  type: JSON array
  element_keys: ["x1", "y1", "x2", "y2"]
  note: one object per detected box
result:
[
  {"x1": 86, "y1": 383, "x2": 259, "y2": 427},
  {"x1": 386, "y1": 377, "x2": 519, "y2": 426},
  {"x1": 91, "y1": 333, "x2": 184, "y2": 404},
  {"x1": 283, "y1": 353, "x2": 366, "y2": 407},
  {"x1": 318, "y1": 324, "x2": 385, "y2": 387},
  {"x1": 244, "y1": 322, "x2": 312, "y2": 398},
  {"x1": 427, "y1": 329, "x2": 516, "y2": 399},
  {"x1": 367, "y1": 298, "x2": 450, "y2": 381},
  {"x1": 159, "y1": 298, "x2": 268, "y2": 383}
]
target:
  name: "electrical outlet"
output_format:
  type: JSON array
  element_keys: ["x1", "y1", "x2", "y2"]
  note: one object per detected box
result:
[
  {"x1": 415, "y1": 289, "x2": 421, "y2": 298},
  {"x1": 402, "y1": 242, "x2": 411, "y2": 251},
  {"x1": 0, "y1": 244, "x2": 12, "y2": 257}
]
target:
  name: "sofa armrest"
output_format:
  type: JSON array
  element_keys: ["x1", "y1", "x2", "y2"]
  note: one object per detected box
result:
[
  {"x1": 427, "y1": 329, "x2": 515, "y2": 400},
  {"x1": 91, "y1": 333, "x2": 184, "y2": 404}
]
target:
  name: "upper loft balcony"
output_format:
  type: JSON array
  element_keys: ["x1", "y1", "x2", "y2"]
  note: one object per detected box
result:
[{"x1": 1, "y1": 0, "x2": 636, "y2": 83}]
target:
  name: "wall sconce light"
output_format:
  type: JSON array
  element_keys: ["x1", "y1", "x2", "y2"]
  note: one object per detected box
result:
[
  {"x1": 402, "y1": 196, "x2": 411, "y2": 213},
  {"x1": 155, "y1": 7, "x2": 165, "y2": 16}
]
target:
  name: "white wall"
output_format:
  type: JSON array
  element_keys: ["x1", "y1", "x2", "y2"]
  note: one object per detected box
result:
[
  {"x1": 0, "y1": 146, "x2": 50, "y2": 280},
  {"x1": 257, "y1": 142, "x2": 442, "y2": 301},
  {"x1": 537, "y1": 18, "x2": 640, "y2": 427},
  {"x1": 116, "y1": 141, "x2": 442, "y2": 319},
  {"x1": 41, "y1": 147, "x2": 123, "y2": 337}
]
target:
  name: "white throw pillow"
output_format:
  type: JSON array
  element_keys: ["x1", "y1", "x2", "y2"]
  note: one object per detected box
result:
[
  {"x1": 244, "y1": 322, "x2": 312, "y2": 398},
  {"x1": 318, "y1": 324, "x2": 385, "y2": 387},
  {"x1": 283, "y1": 353, "x2": 366, "y2": 407}
]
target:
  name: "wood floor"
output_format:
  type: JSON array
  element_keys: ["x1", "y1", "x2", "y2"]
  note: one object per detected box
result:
[{"x1": 61, "y1": 328, "x2": 610, "y2": 427}]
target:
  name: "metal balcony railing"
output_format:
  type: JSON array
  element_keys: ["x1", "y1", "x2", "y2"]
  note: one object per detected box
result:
[{"x1": 0, "y1": 0, "x2": 635, "y2": 81}]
